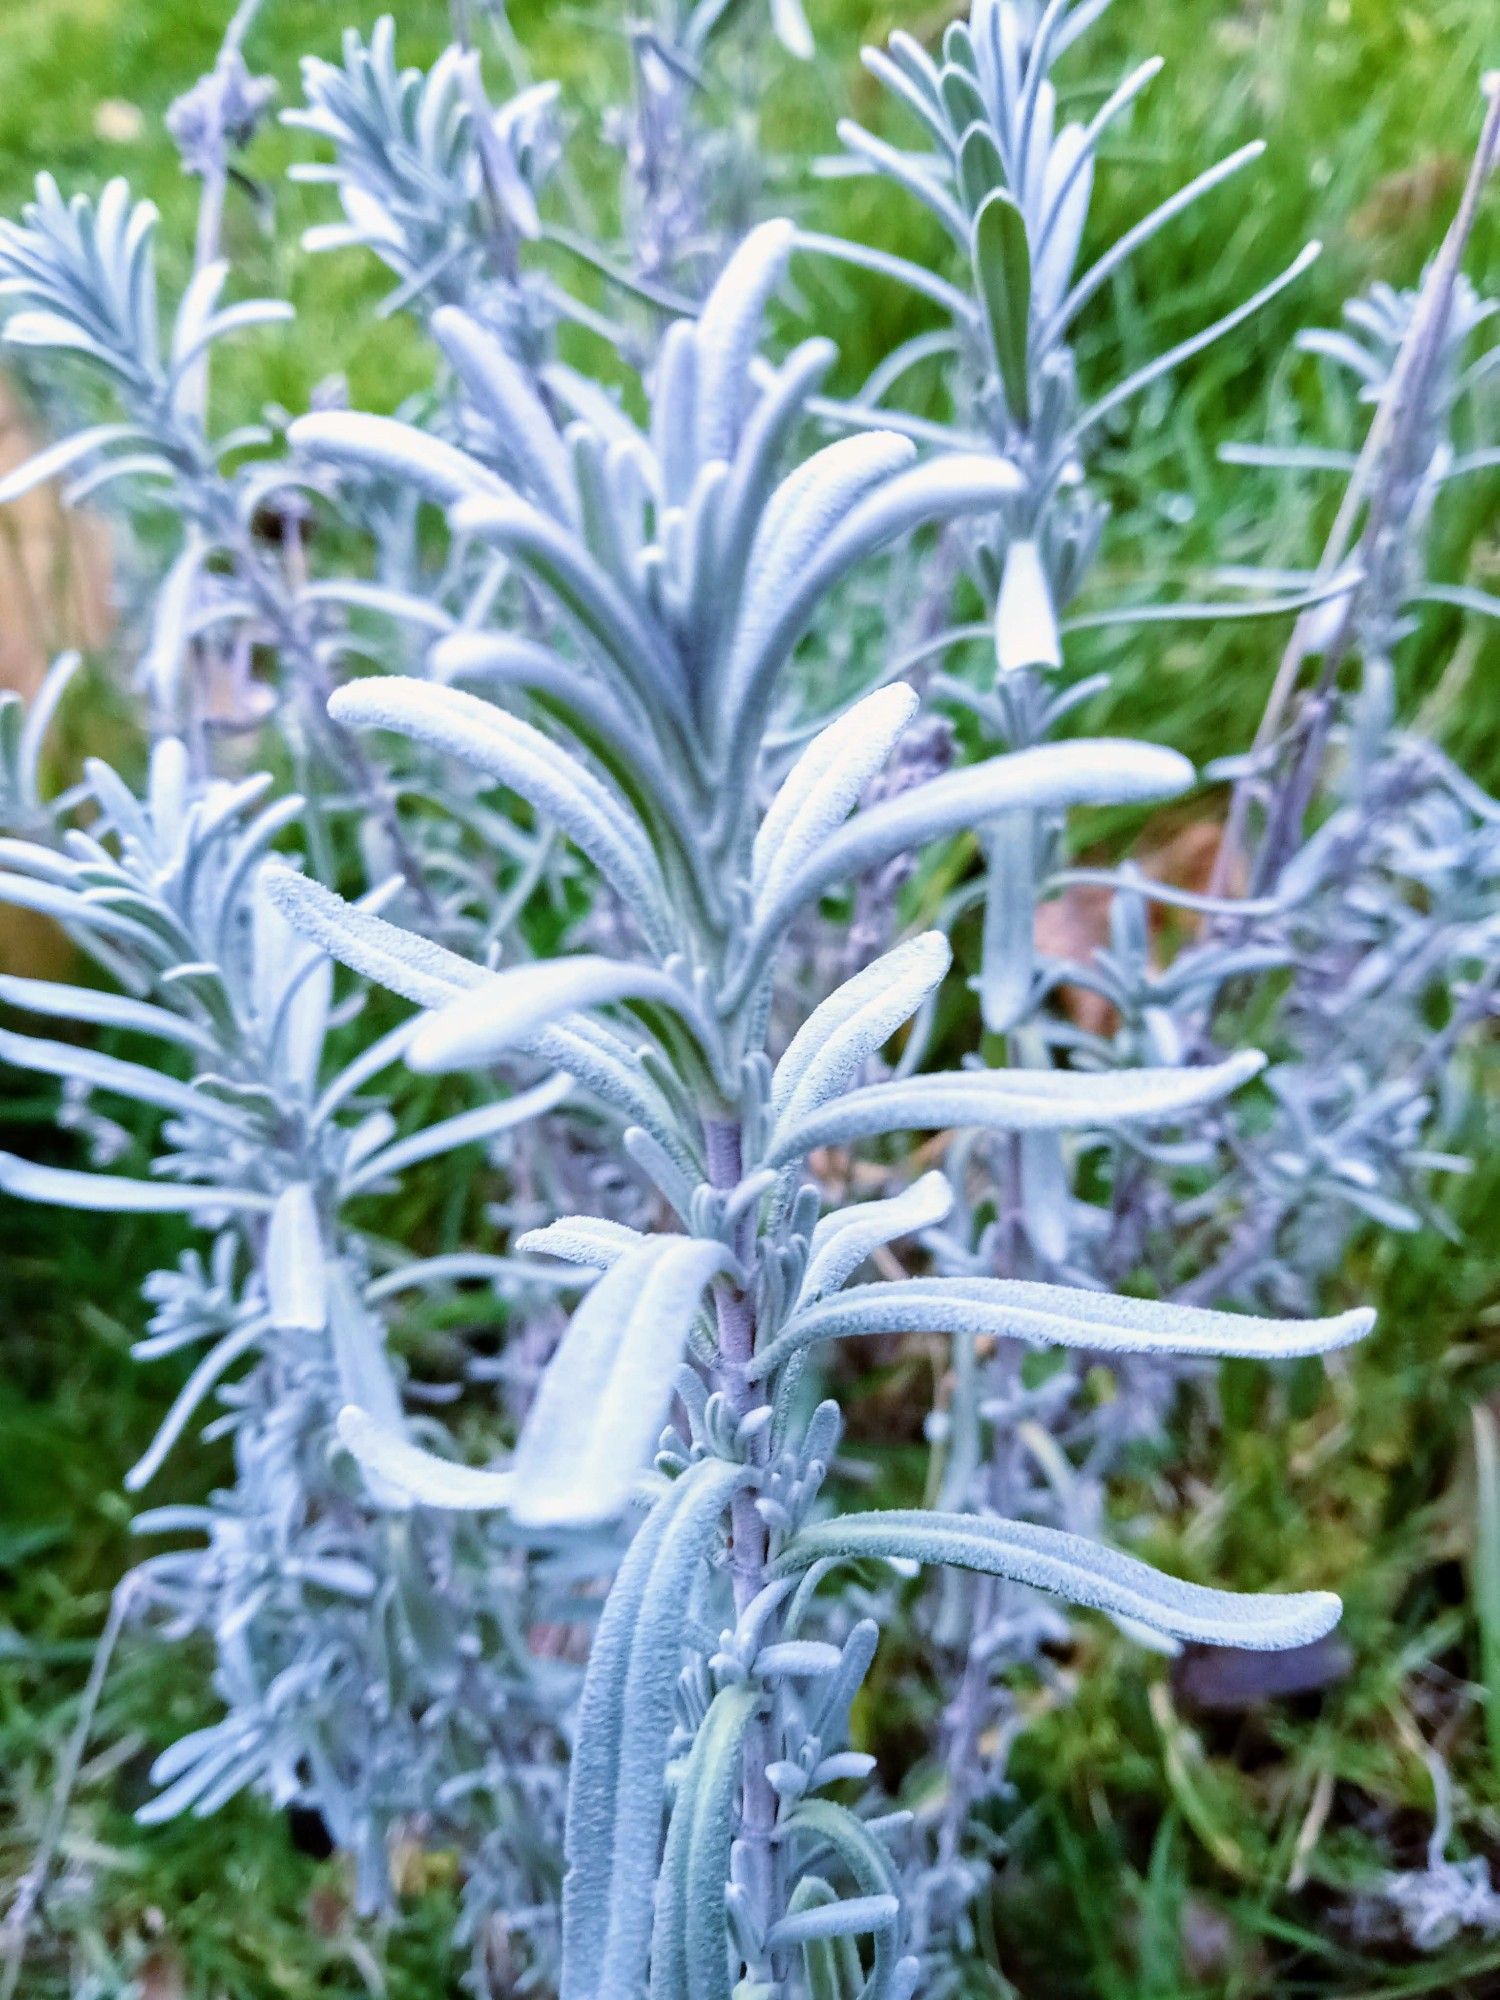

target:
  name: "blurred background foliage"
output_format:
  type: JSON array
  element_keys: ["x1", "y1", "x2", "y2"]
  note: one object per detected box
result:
[{"x1": 0, "y1": 2, "x2": 1496, "y2": 1995}]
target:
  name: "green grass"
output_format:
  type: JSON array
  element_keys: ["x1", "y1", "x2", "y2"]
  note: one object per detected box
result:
[{"x1": 0, "y1": 1, "x2": 1497, "y2": 1995}]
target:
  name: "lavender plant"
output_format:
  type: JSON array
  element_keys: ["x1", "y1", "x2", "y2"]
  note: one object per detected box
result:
[
  {"x1": 806, "y1": 12, "x2": 1494, "y2": 1967},
  {"x1": 289, "y1": 16, "x2": 561, "y2": 346},
  {"x1": 602, "y1": 0, "x2": 811, "y2": 300},
  {"x1": 268, "y1": 218, "x2": 1372, "y2": 1999},
  {"x1": 0, "y1": 694, "x2": 597, "y2": 1976},
  {"x1": 8, "y1": 9, "x2": 1487, "y2": 1991},
  {"x1": 0, "y1": 27, "x2": 594, "y2": 1973}
]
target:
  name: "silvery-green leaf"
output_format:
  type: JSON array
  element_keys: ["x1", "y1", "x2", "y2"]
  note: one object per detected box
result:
[
  {"x1": 781, "y1": 1800, "x2": 902, "y2": 1998},
  {"x1": 694, "y1": 219, "x2": 795, "y2": 464},
  {"x1": 978, "y1": 809, "x2": 1035, "y2": 1034},
  {"x1": 447, "y1": 494, "x2": 687, "y2": 729},
  {"x1": 431, "y1": 633, "x2": 652, "y2": 770},
  {"x1": 344, "y1": 1072, "x2": 572, "y2": 1192},
  {"x1": 168, "y1": 298, "x2": 293, "y2": 392},
  {"x1": 753, "y1": 683, "x2": 918, "y2": 905},
  {"x1": 265, "y1": 866, "x2": 485, "y2": 1009},
  {"x1": 562, "y1": 1458, "x2": 752, "y2": 2000},
  {"x1": 776, "y1": 1510, "x2": 1343, "y2": 1650},
  {"x1": 0, "y1": 1025, "x2": 250, "y2": 1135},
  {"x1": 723, "y1": 455, "x2": 1024, "y2": 759},
  {"x1": 0, "y1": 1152, "x2": 271, "y2": 1212},
  {"x1": 330, "y1": 679, "x2": 673, "y2": 949},
  {"x1": 16, "y1": 649, "x2": 82, "y2": 808},
  {"x1": 338, "y1": 1404, "x2": 507, "y2": 1511},
  {"x1": 736, "y1": 435, "x2": 918, "y2": 691},
  {"x1": 1052, "y1": 142, "x2": 1266, "y2": 343},
  {"x1": 289, "y1": 408, "x2": 506, "y2": 504},
  {"x1": 510, "y1": 1236, "x2": 733, "y2": 1530},
  {"x1": 252, "y1": 863, "x2": 330, "y2": 1096},
  {"x1": 649, "y1": 1681, "x2": 761, "y2": 2000},
  {"x1": 518, "y1": 1214, "x2": 649, "y2": 1271},
  {"x1": 0, "y1": 973, "x2": 213, "y2": 1057},
  {"x1": 770, "y1": 0, "x2": 815, "y2": 59},
  {"x1": 764, "y1": 1050, "x2": 1264, "y2": 1162},
  {"x1": 1077, "y1": 243, "x2": 1321, "y2": 443},
  {"x1": 0, "y1": 423, "x2": 144, "y2": 506},
  {"x1": 265, "y1": 1182, "x2": 326, "y2": 1332},
  {"x1": 800, "y1": 1171, "x2": 954, "y2": 1304},
  {"x1": 747, "y1": 739, "x2": 1195, "y2": 951},
  {"x1": 772, "y1": 932, "x2": 951, "y2": 1125},
  {"x1": 1018, "y1": 1127, "x2": 1070, "y2": 1265},
  {"x1": 752, "y1": 1275, "x2": 1373, "y2": 1378},
  {"x1": 836, "y1": 120, "x2": 968, "y2": 244},
  {"x1": 958, "y1": 121, "x2": 1006, "y2": 214},
  {"x1": 973, "y1": 186, "x2": 1031, "y2": 423},
  {"x1": 1034, "y1": 122, "x2": 1092, "y2": 314},
  {"x1": 431, "y1": 304, "x2": 577, "y2": 522},
  {"x1": 767, "y1": 1895, "x2": 901, "y2": 1951},
  {"x1": 139, "y1": 536, "x2": 206, "y2": 711},
  {"x1": 125, "y1": 1317, "x2": 265, "y2": 1493},
  {"x1": 327, "y1": 1264, "x2": 405, "y2": 1465},
  {"x1": 408, "y1": 959, "x2": 704, "y2": 1076}
]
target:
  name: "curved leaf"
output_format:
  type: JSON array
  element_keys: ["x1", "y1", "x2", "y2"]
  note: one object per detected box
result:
[
  {"x1": 776, "y1": 1511, "x2": 1343, "y2": 1650},
  {"x1": 765, "y1": 1051, "x2": 1264, "y2": 1162},
  {"x1": 772, "y1": 932, "x2": 951, "y2": 1126},
  {"x1": 753, "y1": 1275, "x2": 1373, "y2": 1378},
  {"x1": 746, "y1": 738, "x2": 1195, "y2": 954},
  {"x1": 408, "y1": 959, "x2": 706, "y2": 1076},
  {"x1": 511, "y1": 1236, "x2": 734, "y2": 1530}
]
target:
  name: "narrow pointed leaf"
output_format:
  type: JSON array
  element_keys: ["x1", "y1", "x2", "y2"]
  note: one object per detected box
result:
[
  {"x1": 776, "y1": 1511, "x2": 1343, "y2": 1650},
  {"x1": 754, "y1": 1275, "x2": 1373, "y2": 1377},
  {"x1": 408, "y1": 960, "x2": 703, "y2": 1075},
  {"x1": 748, "y1": 739, "x2": 1194, "y2": 949},
  {"x1": 766, "y1": 1050, "x2": 1263, "y2": 1161},
  {"x1": 337, "y1": 1404, "x2": 508, "y2": 1511}
]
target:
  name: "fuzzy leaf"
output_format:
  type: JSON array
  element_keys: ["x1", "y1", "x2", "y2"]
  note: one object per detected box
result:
[
  {"x1": 695, "y1": 220, "x2": 796, "y2": 463},
  {"x1": 511, "y1": 1236, "x2": 733, "y2": 1529},
  {"x1": 0, "y1": 1151, "x2": 271, "y2": 1213},
  {"x1": 431, "y1": 304, "x2": 576, "y2": 521},
  {"x1": 800, "y1": 1172, "x2": 954, "y2": 1304},
  {"x1": 408, "y1": 959, "x2": 702, "y2": 1075},
  {"x1": 978, "y1": 809, "x2": 1037, "y2": 1033},
  {"x1": 265, "y1": 867, "x2": 485, "y2": 1009},
  {"x1": 776, "y1": 1511, "x2": 1343, "y2": 1650},
  {"x1": 994, "y1": 537, "x2": 1060, "y2": 672},
  {"x1": 748, "y1": 738, "x2": 1195, "y2": 949},
  {"x1": 650, "y1": 1683, "x2": 762, "y2": 2000},
  {"x1": 344, "y1": 1073, "x2": 572, "y2": 1191},
  {"x1": 518, "y1": 1214, "x2": 649, "y2": 1271},
  {"x1": 329, "y1": 679, "x2": 672, "y2": 949},
  {"x1": 753, "y1": 683, "x2": 918, "y2": 906},
  {"x1": 772, "y1": 932, "x2": 951, "y2": 1125},
  {"x1": 753, "y1": 1275, "x2": 1374, "y2": 1378},
  {"x1": 337, "y1": 1405, "x2": 508, "y2": 1511},
  {"x1": 289, "y1": 408, "x2": 506, "y2": 504},
  {"x1": 766, "y1": 1051, "x2": 1263, "y2": 1162},
  {"x1": 561, "y1": 1458, "x2": 752, "y2": 2000}
]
